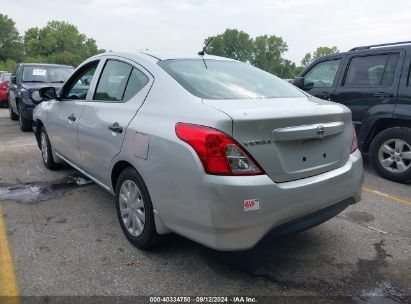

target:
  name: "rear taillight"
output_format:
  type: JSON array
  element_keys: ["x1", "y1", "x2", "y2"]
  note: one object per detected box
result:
[
  {"x1": 175, "y1": 123, "x2": 264, "y2": 175},
  {"x1": 350, "y1": 124, "x2": 358, "y2": 154}
]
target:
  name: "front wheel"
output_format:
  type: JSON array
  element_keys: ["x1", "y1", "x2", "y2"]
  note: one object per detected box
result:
[
  {"x1": 18, "y1": 107, "x2": 32, "y2": 132},
  {"x1": 369, "y1": 127, "x2": 411, "y2": 183},
  {"x1": 40, "y1": 126, "x2": 59, "y2": 170},
  {"x1": 115, "y1": 167, "x2": 160, "y2": 249}
]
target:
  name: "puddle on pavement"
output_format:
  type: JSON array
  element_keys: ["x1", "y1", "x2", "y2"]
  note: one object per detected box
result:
[{"x1": 0, "y1": 174, "x2": 94, "y2": 204}]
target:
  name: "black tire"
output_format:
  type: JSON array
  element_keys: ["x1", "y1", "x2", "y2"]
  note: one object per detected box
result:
[
  {"x1": 40, "y1": 126, "x2": 58, "y2": 170},
  {"x1": 8, "y1": 101, "x2": 18, "y2": 120},
  {"x1": 115, "y1": 167, "x2": 161, "y2": 249},
  {"x1": 18, "y1": 105, "x2": 32, "y2": 132},
  {"x1": 369, "y1": 127, "x2": 411, "y2": 183}
]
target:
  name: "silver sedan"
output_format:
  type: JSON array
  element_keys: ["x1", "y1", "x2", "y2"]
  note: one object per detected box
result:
[{"x1": 33, "y1": 52, "x2": 363, "y2": 250}]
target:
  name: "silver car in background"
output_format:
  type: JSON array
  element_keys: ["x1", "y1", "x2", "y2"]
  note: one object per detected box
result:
[{"x1": 33, "y1": 52, "x2": 363, "y2": 250}]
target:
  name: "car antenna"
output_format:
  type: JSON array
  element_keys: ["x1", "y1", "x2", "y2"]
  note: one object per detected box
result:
[
  {"x1": 198, "y1": 36, "x2": 214, "y2": 69},
  {"x1": 198, "y1": 36, "x2": 214, "y2": 56}
]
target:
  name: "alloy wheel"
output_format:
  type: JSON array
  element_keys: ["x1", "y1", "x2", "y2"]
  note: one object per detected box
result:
[
  {"x1": 378, "y1": 139, "x2": 411, "y2": 173},
  {"x1": 119, "y1": 180, "x2": 145, "y2": 237}
]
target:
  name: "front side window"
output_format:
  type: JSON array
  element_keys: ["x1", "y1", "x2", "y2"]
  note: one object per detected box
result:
[
  {"x1": 304, "y1": 59, "x2": 341, "y2": 89},
  {"x1": 158, "y1": 59, "x2": 305, "y2": 100},
  {"x1": 94, "y1": 60, "x2": 133, "y2": 102},
  {"x1": 344, "y1": 54, "x2": 399, "y2": 87},
  {"x1": 64, "y1": 61, "x2": 99, "y2": 100},
  {"x1": 21, "y1": 65, "x2": 73, "y2": 83}
]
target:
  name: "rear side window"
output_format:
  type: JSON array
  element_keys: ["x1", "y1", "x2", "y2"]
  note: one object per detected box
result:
[
  {"x1": 123, "y1": 68, "x2": 149, "y2": 101},
  {"x1": 344, "y1": 54, "x2": 399, "y2": 87},
  {"x1": 94, "y1": 60, "x2": 133, "y2": 102},
  {"x1": 304, "y1": 59, "x2": 341, "y2": 88},
  {"x1": 158, "y1": 59, "x2": 305, "y2": 100}
]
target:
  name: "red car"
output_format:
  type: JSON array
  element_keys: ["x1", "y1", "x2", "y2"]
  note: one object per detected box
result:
[{"x1": 0, "y1": 72, "x2": 11, "y2": 107}]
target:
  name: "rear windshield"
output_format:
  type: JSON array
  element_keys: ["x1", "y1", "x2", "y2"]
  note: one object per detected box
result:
[
  {"x1": 158, "y1": 59, "x2": 305, "y2": 100},
  {"x1": 22, "y1": 66, "x2": 74, "y2": 83}
]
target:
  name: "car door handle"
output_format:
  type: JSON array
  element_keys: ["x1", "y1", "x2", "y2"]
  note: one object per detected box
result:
[
  {"x1": 373, "y1": 92, "x2": 392, "y2": 98},
  {"x1": 108, "y1": 122, "x2": 123, "y2": 133},
  {"x1": 67, "y1": 114, "x2": 76, "y2": 121}
]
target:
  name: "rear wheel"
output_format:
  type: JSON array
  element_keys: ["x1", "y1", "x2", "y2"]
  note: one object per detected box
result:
[
  {"x1": 8, "y1": 101, "x2": 18, "y2": 120},
  {"x1": 18, "y1": 105, "x2": 32, "y2": 132},
  {"x1": 370, "y1": 127, "x2": 411, "y2": 183},
  {"x1": 115, "y1": 167, "x2": 160, "y2": 249},
  {"x1": 40, "y1": 126, "x2": 58, "y2": 170}
]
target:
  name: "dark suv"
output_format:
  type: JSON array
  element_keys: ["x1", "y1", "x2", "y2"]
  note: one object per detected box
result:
[
  {"x1": 294, "y1": 41, "x2": 411, "y2": 183},
  {"x1": 9, "y1": 63, "x2": 74, "y2": 131}
]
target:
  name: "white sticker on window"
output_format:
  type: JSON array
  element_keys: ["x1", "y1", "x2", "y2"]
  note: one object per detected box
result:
[
  {"x1": 244, "y1": 199, "x2": 260, "y2": 211},
  {"x1": 32, "y1": 69, "x2": 47, "y2": 76}
]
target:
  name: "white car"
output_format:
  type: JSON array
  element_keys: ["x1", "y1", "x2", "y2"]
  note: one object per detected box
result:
[{"x1": 33, "y1": 52, "x2": 363, "y2": 250}]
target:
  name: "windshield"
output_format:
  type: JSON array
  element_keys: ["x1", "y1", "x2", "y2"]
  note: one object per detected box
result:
[
  {"x1": 22, "y1": 66, "x2": 74, "y2": 83},
  {"x1": 158, "y1": 59, "x2": 305, "y2": 100},
  {"x1": 3, "y1": 73, "x2": 10, "y2": 81}
]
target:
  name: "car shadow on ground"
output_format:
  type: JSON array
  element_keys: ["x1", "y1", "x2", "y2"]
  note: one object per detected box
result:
[{"x1": 148, "y1": 227, "x2": 405, "y2": 300}]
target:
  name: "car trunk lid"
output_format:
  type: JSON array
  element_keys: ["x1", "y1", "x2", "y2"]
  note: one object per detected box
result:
[{"x1": 204, "y1": 97, "x2": 353, "y2": 182}]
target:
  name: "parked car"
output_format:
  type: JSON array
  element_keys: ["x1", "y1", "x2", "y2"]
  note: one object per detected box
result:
[
  {"x1": 293, "y1": 41, "x2": 411, "y2": 183},
  {"x1": 33, "y1": 52, "x2": 363, "y2": 250},
  {"x1": 0, "y1": 72, "x2": 11, "y2": 107},
  {"x1": 8, "y1": 63, "x2": 74, "y2": 131}
]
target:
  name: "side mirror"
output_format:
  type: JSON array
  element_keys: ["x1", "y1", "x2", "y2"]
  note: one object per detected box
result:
[
  {"x1": 293, "y1": 76, "x2": 305, "y2": 89},
  {"x1": 39, "y1": 87, "x2": 57, "y2": 100},
  {"x1": 10, "y1": 75, "x2": 17, "y2": 84}
]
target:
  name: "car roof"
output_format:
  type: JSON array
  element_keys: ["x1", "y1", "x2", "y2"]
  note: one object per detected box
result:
[
  {"x1": 139, "y1": 51, "x2": 236, "y2": 61},
  {"x1": 94, "y1": 51, "x2": 237, "y2": 63},
  {"x1": 317, "y1": 43, "x2": 411, "y2": 61}
]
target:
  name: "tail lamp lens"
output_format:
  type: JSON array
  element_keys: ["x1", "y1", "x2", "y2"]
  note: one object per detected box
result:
[{"x1": 175, "y1": 123, "x2": 264, "y2": 175}]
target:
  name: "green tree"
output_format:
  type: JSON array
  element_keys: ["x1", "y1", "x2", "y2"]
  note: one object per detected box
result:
[
  {"x1": 0, "y1": 14, "x2": 23, "y2": 63},
  {"x1": 204, "y1": 29, "x2": 253, "y2": 62},
  {"x1": 23, "y1": 21, "x2": 104, "y2": 66},
  {"x1": 204, "y1": 29, "x2": 303, "y2": 78},
  {"x1": 301, "y1": 46, "x2": 339, "y2": 67},
  {"x1": 0, "y1": 59, "x2": 17, "y2": 71},
  {"x1": 251, "y1": 34, "x2": 288, "y2": 76}
]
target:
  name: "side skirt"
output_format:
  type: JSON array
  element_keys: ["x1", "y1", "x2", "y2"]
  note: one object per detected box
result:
[{"x1": 54, "y1": 151, "x2": 114, "y2": 195}]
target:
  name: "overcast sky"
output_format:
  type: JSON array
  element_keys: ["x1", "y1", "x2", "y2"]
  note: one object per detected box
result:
[{"x1": 3, "y1": 0, "x2": 411, "y2": 64}]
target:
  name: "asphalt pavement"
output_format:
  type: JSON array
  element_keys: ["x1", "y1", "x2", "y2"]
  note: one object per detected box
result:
[{"x1": 0, "y1": 108, "x2": 410, "y2": 303}]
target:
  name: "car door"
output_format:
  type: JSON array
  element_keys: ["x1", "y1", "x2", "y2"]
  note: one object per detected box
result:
[
  {"x1": 77, "y1": 57, "x2": 153, "y2": 186},
  {"x1": 46, "y1": 60, "x2": 101, "y2": 165},
  {"x1": 333, "y1": 50, "x2": 405, "y2": 128},
  {"x1": 301, "y1": 56, "x2": 343, "y2": 100},
  {"x1": 394, "y1": 50, "x2": 411, "y2": 126}
]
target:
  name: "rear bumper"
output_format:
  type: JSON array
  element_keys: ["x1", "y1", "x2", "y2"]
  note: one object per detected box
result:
[{"x1": 162, "y1": 149, "x2": 363, "y2": 251}]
